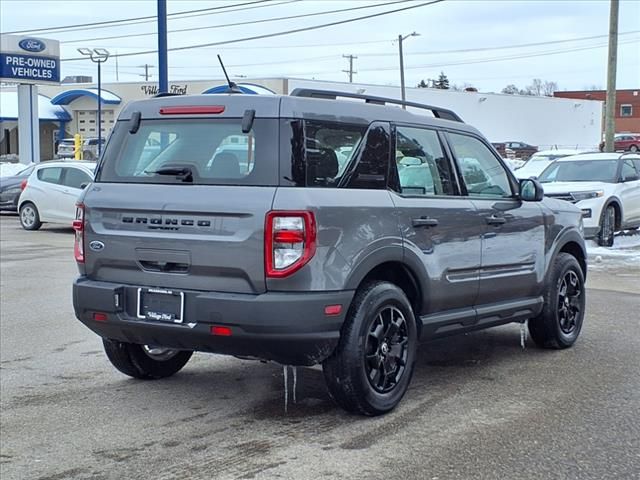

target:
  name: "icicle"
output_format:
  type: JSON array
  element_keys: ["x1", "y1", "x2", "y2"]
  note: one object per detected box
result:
[
  {"x1": 520, "y1": 320, "x2": 528, "y2": 349},
  {"x1": 283, "y1": 364, "x2": 289, "y2": 413},
  {"x1": 292, "y1": 366, "x2": 297, "y2": 404}
]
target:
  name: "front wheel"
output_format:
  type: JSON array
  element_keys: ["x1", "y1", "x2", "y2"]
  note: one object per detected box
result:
[
  {"x1": 528, "y1": 253, "x2": 586, "y2": 349},
  {"x1": 102, "y1": 339, "x2": 193, "y2": 379},
  {"x1": 19, "y1": 202, "x2": 42, "y2": 230},
  {"x1": 597, "y1": 205, "x2": 616, "y2": 247},
  {"x1": 323, "y1": 281, "x2": 417, "y2": 416}
]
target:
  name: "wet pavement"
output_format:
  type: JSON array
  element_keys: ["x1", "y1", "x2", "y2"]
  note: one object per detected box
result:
[{"x1": 1, "y1": 214, "x2": 639, "y2": 480}]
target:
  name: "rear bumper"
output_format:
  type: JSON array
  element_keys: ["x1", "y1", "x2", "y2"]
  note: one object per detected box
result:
[{"x1": 73, "y1": 277, "x2": 354, "y2": 366}]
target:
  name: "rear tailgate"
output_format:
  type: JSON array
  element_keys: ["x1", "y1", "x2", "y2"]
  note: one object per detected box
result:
[{"x1": 83, "y1": 184, "x2": 275, "y2": 294}]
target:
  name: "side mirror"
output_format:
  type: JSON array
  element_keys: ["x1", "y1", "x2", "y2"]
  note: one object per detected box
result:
[
  {"x1": 80, "y1": 182, "x2": 89, "y2": 189},
  {"x1": 520, "y1": 178, "x2": 544, "y2": 201}
]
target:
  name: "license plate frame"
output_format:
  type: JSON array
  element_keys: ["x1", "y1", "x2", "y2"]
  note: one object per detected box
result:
[{"x1": 136, "y1": 288, "x2": 185, "y2": 323}]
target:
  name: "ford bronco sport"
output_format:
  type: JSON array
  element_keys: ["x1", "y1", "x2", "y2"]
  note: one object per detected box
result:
[{"x1": 73, "y1": 89, "x2": 587, "y2": 416}]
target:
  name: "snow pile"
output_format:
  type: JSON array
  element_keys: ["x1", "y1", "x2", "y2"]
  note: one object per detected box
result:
[{"x1": 586, "y1": 231, "x2": 640, "y2": 265}]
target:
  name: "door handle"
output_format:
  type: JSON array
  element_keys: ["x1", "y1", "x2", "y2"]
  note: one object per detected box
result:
[
  {"x1": 486, "y1": 215, "x2": 506, "y2": 226},
  {"x1": 412, "y1": 217, "x2": 439, "y2": 228}
]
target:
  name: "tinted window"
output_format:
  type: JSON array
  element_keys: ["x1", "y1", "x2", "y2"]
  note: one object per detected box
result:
[
  {"x1": 448, "y1": 133, "x2": 512, "y2": 197},
  {"x1": 394, "y1": 126, "x2": 456, "y2": 196},
  {"x1": 98, "y1": 119, "x2": 279, "y2": 186},
  {"x1": 37, "y1": 167, "x2": 63, "y2": 185},
  {"x1": 538, "y1": 160, "x2": 618, "y2": 183},
  {"x1": 62, "y1": 167, "x2": 92, "y2": 189},
  {"x1": 633, "y1": 159, "x2": 640, "y2": 174},
  {"x1": 621, "y1": 159, "x2": 638, "y2": 181},
  {"x1": 344, "y1": 123, "x2": 391, "y2": 189},
  {"x1": 285, "y1": 120, "x2": 366, "y2": 187}
]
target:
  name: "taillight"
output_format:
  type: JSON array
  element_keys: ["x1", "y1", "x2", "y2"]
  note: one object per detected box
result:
[
  {"x1": 20, "y1": 179, "x2": 27, "y2": 191},
  {"x1": 265, "y1": 211, "x2": 316, "y2": 278},
  {"x1": 73, "y1": 203, "x2": 85, "y2": 263}
]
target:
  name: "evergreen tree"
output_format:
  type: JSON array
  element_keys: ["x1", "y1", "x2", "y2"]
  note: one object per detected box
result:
[{"x1": 433, "y1": 71, "x2": 450, "y2": 89}]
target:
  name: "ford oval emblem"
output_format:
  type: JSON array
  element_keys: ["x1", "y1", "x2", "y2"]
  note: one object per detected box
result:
[
  {"x1": 19, "y1": 38, "x2": 46, "y2": 53},
  {"x1": 89, "y1": 240, "x2": 105, "y2": 252}
]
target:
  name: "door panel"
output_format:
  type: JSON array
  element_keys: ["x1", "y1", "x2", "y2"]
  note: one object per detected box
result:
[
  {"x1": 619, "y1": 160, "x2": 640, "y2": 225},
  {"x1": 471, "y1": 199, "x2": 545, "y2": 304}
]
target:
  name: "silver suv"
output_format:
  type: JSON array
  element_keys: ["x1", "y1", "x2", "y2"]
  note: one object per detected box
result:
[{"x1": 73, "y1": 89, "x2": 587, "y2": 415}]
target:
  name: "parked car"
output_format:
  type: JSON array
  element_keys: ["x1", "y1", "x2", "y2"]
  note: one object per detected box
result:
[
  {"x1": 57, "y1": 137, "x2": 105, "y2": 160},
  {"x1": 515, "y1": 149, "x2": 593, "y2": 179},
  {"x1": 492, "y1": 141, "x2": 537, "y2": 160},
  {"x1": 539, "y1": 153, "x2": 640, "y2": 246},
  {"x1": 18, "y1": 160, "x2": 96, "y2": 230},
  {"x1": 598, "y1": 133, "x2": 640, "y2": 152},
  {"x1": 73, "y1": 89, "x2": 587, "y2": 416},
  {"x1": 0, "y1": 163, "x2": 35, "y2": 211}
]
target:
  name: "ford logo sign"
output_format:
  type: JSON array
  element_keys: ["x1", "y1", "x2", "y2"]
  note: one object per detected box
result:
[
  {"x1": 89, "y1": 240, "x2": 105, "y2": 252},
  {"x1": 19, "y1": 38, "x2": 46, "y2": 53}
]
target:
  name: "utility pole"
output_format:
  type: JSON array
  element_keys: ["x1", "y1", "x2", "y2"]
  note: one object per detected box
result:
[
  {"x1": 115, "y1": 51, "x2": 119, "y2": 81},
  {"x1": 342, "y1": 54, "x2": 357, "y2": 83},
  {"x1": 138, "y1": 64, "x2": 154, "y2": 81},
  {"x1": 398, "y1": 32, "x2": 419, "y2": 109},
  {"x1": 604, "y1": 0, "x2": 619, "y2": 152},
  {"x1": 157, "y1": 0, "x2": 168, "y2": 93}
]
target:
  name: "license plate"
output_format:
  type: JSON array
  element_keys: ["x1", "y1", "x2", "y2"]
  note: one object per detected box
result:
[{"x1": 137, "y1": 288, "x2": 184, "y2": 323}]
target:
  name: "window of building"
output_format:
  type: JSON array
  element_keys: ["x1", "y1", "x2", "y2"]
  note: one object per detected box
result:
[{"x1": 620, "y1": 104, "x2": 633, "y2": 117}]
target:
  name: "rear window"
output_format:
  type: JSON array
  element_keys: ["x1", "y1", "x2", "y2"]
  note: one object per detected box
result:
[{"x1": 97, "y1": 119, "x2": 279, "y2": 185}]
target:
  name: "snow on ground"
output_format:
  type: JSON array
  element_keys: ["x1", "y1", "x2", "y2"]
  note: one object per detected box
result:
[{"x1": 587, "y1": 231, "x2": 640, "y2": 272}]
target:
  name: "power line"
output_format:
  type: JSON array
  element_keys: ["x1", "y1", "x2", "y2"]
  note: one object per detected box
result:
[
  {"x1": 5, "y1": 0, "x2": 276, "y2": 35},
  {"x1": 61, "y1": 0, "x2": 408, "y2": 44},
  {"x1": 61, "y1": 0, "x2": 446, "y2": 62}
]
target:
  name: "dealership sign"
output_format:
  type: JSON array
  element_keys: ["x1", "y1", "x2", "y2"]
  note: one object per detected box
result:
[{"x1": 0, "y1": 34, "x2": 60, "y2": 85}]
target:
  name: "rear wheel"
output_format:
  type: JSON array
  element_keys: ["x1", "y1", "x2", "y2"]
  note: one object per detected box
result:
[
  {"x1": 529, "y1": 253, "x2": 585, "y2": 349},
  {"x1": 19, "y1": 202, "x2": 42, "y2": 230},
  {"x1": 597, "y1": 205, "x2": 616, "y2": 247},
  {"x1": 102, "y1": 339, "x2": 193, "y2": 379},
  {"x1": 323, "y1": 281, "x2": 417, "y2": 416},
  {"x1": 629, "y1": 145, "x2": 638, "y2": 152}
]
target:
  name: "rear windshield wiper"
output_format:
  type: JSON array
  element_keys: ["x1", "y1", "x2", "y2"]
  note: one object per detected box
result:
[{"x1": 146, "y1": 166, "x2": 193, "y2": 182}]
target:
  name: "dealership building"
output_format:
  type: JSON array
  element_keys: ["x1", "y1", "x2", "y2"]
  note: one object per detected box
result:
[{"x1": 1, "y1": 77, "x2": 606, "y2": 161}]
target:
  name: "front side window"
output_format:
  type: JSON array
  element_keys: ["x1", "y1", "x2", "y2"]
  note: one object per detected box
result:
[
  {"x1": 62, "y1": 167, "x2": 93, "y2": 189},
  {"x1": 448, "y1": 132, "x2": 512, "y2": 197},
  {"x1": 394, "y1": 126, "x2": 456, "y2": 196},
  {"x1": 37, "y1": 167, "x2": 63, "y2": 185},
  {"x1": 98, "y1": 119, "x2": 278, "y2": 185},
  {"x1": 620, "y1": 159, "x2": 638, "y2": 181}
]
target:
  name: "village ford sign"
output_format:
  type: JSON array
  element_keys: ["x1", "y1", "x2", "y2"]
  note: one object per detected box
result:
[
  {"x1": 0, "y1": 34, "x2": 60, "y2": 85},
  {"x1": 19, "y1": 38, "x2": 46, "y2": 53}
]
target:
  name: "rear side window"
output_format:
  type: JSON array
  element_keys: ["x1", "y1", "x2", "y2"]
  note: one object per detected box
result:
[
  {"x1": 394, "y1": 126, "x2": 456, "y2": 196},
  {"x1": 62, "y1": 167, "x2": 92, "y2": 189},
  {"x1": 284, "y1": 120, "x2": 366, "y2": 187},
  {"x1": 37, "y1": 167, "x2": 63, "y2": 185},
  {"x1": 97, "y1": 119, "x2": 278, "y2": 185}
]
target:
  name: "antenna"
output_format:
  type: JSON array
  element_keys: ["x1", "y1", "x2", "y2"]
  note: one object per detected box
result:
[{"x1": 217, "y1": 55, "x2": 243, "y2": 94}]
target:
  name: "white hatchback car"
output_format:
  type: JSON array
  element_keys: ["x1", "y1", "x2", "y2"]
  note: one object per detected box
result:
[
  {"x1": 18, "y1": 161, "x2": 96, "y2": 230},
  {"x1": 539, "y1": 153, "x2": 640, "y2": 246},
  {"x1": 515, "y1": 149, "x2": 593, "y2": 179}
]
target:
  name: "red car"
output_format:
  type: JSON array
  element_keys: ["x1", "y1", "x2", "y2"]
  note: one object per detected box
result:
[{"x1": 599, "y1": 134, "x2": 640, "y2": 152}]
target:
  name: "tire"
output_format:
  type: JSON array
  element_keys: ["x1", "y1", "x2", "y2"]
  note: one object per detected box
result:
[
  {"x1": 597, "y1": 205, "x2": 616, "y2": 247},
  {"x1": 528, "y1": 253, "x2": 586, "y2": 349},
  {"x1": 102, "y1": 339, "x2": 193, "y2": 379},
  {"x1": 322, "y1": 281, "x2": 418, "y2": 416},
  {"x1": 19, "y1": 202, "x2": 42, "y2": 231},
  {"x1": 83, "y1": 151, "x2": 96, "y2": 161},
  {"x1": 629, "y1": 145, "x2": 638, "y2": 152}
]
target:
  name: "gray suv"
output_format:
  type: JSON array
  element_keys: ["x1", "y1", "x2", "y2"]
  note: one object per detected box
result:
[{"x1": 72, "y1": 89, "x2": 587, "y2": 416}]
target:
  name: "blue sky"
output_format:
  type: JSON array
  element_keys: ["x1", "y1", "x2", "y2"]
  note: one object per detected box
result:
[{"x1": 1, "y1": 0, "x2": 639, "y2": 92}]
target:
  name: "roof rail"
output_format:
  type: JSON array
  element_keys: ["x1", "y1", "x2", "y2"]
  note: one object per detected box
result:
[
  {"x1": 154, "y1": 92, "x2": 182, "y2": 98},
  {"x1": 289, "y1": 88, "x2": 464, "y2": 123},
  {"x1": 619, "y1": 151, "x2": 640, "y2": 158}
]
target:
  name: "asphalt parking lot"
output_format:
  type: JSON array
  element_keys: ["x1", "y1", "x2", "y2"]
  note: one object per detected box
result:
[{"x1": 1, "y1": 213, "x2": 639, "y2": 480}]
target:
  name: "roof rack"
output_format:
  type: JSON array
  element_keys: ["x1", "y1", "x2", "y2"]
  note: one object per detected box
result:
[
  {"x1": 154, "y1": 92, "x2": 182, "y2": 98},
  {"x1": 289, "y1": 88, "x2": 464, "y2": 123}
]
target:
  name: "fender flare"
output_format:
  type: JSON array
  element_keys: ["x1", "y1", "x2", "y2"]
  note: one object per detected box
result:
[{"x1": 546, "y1": 226, "x2": 587, "y2": 278}]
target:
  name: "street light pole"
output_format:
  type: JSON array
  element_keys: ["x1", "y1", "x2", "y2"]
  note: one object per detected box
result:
[
  {"x1": 398, "y1": 32, "x2": 419, "y2": 109},
  {"x1": 77, "y1": 48, "x2": 110, "y2": 158}
]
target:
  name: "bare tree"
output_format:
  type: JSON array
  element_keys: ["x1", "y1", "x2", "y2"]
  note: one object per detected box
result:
[
  {"x1": 542, "y1": 81, "x2": 558, "y2": 96},
  {"x1": 501, "y1": 84, "x2": 520, "y2": 94}
]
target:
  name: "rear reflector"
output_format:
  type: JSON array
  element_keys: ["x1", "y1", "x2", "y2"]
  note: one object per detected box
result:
[
  {"x1": 93, "y1": 312, "x2": 108, "y2": 322},
  {"x1": 159, "y1": 105, "x2": 225, "y2": 115},
  {"x1": 324, "y1": 305, "x2": 342, "y2": 316},
  {"x1": 211, "y1": 326, "x2": 232, "y2": 336}
]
